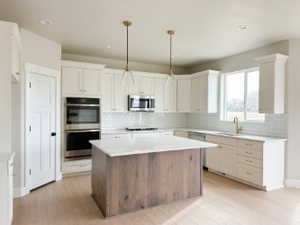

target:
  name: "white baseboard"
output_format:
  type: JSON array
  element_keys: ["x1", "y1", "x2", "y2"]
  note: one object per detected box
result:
[
  {"x1": 285, "y1": 179, "x2": 300, "y2": 188},
  {"x1": 13, "y1": 187, "x2": 29, "y2": 198},
  {"x1": 56, "y1": 172, "x2": 63, "y2": 181}
]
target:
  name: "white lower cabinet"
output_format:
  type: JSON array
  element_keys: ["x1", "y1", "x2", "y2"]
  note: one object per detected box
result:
[
  {"x1": 0, "y1": 153, "x2": 14, "y2": 225},
  {"x1": 206, "y1": 135, "x2": 285, "y2": 191}
]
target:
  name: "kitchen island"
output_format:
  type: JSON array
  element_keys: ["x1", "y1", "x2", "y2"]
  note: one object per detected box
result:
[{"x1": 90, "y1": 135, "x2": 217, "y2": 217}]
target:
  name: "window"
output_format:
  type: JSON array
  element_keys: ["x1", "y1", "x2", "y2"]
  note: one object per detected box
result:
[{"x1": 221, "y1": 68, "x2": 265, "y2": 122}]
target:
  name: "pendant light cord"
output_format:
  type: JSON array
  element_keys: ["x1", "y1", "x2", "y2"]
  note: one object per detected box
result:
[
  {"x1": 169, "y1": 33, "x2": 172, "y2": 74},
  {"x1": 126, "y1": 24, "x2": 129, "y2": 70}
]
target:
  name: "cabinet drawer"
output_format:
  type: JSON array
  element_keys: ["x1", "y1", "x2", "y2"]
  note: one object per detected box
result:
[
  {"x1": 102, "y1": 133, "x2": 130, "y2": 140},
  {"x1": 206, "y1": 135, "x2": 219, "y2": 143},
  {"x1": 218, "y1": 136, "x2": 237, "y2": 146},
  {"x1": 238, "y1": 140, "x2": 262, "y2": 151},
  {"x1": 238, "y1": 164, "x2": 262, "y2": 185},
  {"x1": 238, "y1": 147, "x2": 263, "y2": 159},
  {"x1": 238, "y1": 155, "x2": 262, "y2": 168}
]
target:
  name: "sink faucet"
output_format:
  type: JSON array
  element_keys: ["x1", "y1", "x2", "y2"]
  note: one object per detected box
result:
[{"x1": 233, "y1": 116, "x2": 242, "y2": 134}]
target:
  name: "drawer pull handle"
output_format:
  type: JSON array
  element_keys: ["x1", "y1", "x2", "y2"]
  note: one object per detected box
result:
[
  {"x1": 246, "y1": 160, "x2": 253, "y2": 163},
  {"x1": 246, "y1": 171, "x2": 252, "y2": 175},
  {"x1": 246, "y1": 151, "x2": 252, "y2": 155},
  {"x1": 246, "y1": 143, "x2": 253, "y2": 146}
]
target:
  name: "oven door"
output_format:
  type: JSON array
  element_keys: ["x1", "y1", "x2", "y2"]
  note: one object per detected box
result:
[
  {"x1": 66, "y1": 104, "x2": 100, "y2": 130},
  {"x1": 128, "y1": 96, "x2": 155, "y2": 111},
  {"x1": 65, "y1": 130, "x2": 100, "y2": 158}
]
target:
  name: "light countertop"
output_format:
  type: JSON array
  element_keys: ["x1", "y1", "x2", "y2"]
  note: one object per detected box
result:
[
  {"x1": 90, "y1": 135, "x2": 217, "y2": 157},
  {"x1": 101, "y1": 128, "x2": 286, "y2": 142}
]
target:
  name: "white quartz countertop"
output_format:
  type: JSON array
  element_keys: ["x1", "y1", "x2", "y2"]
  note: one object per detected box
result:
[
  {"x1": 90, "y1": 135, "x2": 217, "y2": 157},
  {"x1": 101, "y1": 128, "x2": 286, "y2": 142}
]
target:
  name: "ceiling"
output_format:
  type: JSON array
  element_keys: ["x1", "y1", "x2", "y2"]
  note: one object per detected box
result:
[{"x1": 0, "y1": 0, "x2": 299, "y2": 66}]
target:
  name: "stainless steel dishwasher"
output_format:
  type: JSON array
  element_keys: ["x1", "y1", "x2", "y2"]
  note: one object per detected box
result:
[{"x1": 189, "y1": 132, "x2": 208, "y2": 168}]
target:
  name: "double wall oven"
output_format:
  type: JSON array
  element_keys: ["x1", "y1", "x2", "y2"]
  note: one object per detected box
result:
[{"x1": 64, "y1": 97, "x2": 101, "y2": 159}]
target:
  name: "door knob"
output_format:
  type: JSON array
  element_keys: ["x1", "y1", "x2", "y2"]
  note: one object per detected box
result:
[{"x1": 51, "y1": 132, "x2": 57, "y2": 137}]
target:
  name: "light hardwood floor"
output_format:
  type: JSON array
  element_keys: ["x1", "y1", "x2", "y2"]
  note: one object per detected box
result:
[{"x1": 13, "y1": 171, "x2": 300, "y2": 225}]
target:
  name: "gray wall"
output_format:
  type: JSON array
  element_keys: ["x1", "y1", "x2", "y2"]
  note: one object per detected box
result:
[
  {"x1": 62, "y1": 53, "x2": 188, "y2": 74},
  {"x1": 286, "y1": 40, "x2": 300, "y2": 181},
  {"x1": 21, "y1": 29, "x2": 62, "y2": 71},
  {"x1": 187, "y1": 40, "x2": 289, "y2": 74}
]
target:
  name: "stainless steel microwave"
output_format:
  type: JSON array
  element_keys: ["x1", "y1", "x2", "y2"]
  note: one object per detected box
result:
[{"x1": 128, "y1": 95, "x2": 155, "y2": 112}]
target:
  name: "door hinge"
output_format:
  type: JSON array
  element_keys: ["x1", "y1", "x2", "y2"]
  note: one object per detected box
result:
[
  {"x1": 29, "y1": 82, "x2": 32, "y2": 88},
  {"x1": 29, "y1": 169, "x2": 32, "y2": 175},
  {"x1": 29, "y1": 125, "x2": 32, "y2": 132}
]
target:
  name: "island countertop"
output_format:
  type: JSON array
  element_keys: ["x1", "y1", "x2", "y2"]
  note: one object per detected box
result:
[{"x1": 90, "y1": 135, "x2": 217, "y2": 157}]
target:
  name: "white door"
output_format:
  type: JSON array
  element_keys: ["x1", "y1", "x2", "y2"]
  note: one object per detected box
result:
[{"x1": 27, "y1": 72, "x2": 56, "y2": 190}]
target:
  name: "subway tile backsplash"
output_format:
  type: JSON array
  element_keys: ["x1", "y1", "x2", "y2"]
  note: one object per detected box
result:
[
  {"x1": 101, "y1": 112, "x2": 187, "y2": 129},
  {"x1": 102, "y1": 112, "x2": 287, "y2": 137},
  {"x1": 187, "y1": 113, "x2": 287, "y2": 137}
]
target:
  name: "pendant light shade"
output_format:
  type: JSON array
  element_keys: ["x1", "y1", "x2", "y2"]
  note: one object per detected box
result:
[
  {"x1": 122, "y1": 20, "x2": 135, "y2": 85},
  {"x1": 167, "y1": 30, "x2": 175, "y2": 77}
]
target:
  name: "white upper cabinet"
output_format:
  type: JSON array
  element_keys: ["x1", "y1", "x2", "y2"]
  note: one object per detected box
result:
[
  {"x1": 101, "y1": 69, "x2": 127, "y2": 112},
  {"x1": 154, "y1": 77, "x2": 166, "y2": 112},
  {"x1": 129, "y1": 72, "x2": 154, "y2": 95},
  {"x1": 176, "y1": 76, "x2": 191, "y2": 112},
  {"x1": 191, "y1": 70, "x2": 219, "y2": 113},
  {"x1": 255, "y1": 54, "x2": 288, "y2": 114},
  {"x1": 82, "y1": 69, "x2": 102, "y2": 96},
  {"x1": 61, "y1": 60, "x2": 105, "y2": 97},
  {"x1": 100, "y1": 73, "x2": 113, "y2": 112},
  {"x1": 113, "y1": 71, "x2": 127, "y2": 112},
  {"x1": 62, "y1": 67, "x2": 82, "y2": 95},
  {"x1": 164, "y1": 77, "x2": 177, "y2": 112}
]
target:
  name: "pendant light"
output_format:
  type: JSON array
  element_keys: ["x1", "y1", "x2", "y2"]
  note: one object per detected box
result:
[
  {"x1": 122, "y1": 20, "x2": 135, "y2": 85},
  {"x1": 167, "y1": 30, "x2": 175, "y2": 77}
]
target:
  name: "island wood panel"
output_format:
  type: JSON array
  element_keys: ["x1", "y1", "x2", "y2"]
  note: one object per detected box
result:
[{"x1": 92, "y1": 147, "x2": 203, "y2": 217}]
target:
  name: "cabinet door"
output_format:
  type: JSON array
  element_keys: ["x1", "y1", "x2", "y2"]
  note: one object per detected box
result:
[
  {"x1": 165, "y1": 78, "x2": 177, "y2": 112},
  {"x1": 61, "y1": 67, "x2": 82, "y2": 95},
  {"x1": 154, "y1": 78, "x2": 166, "y2": 112},
  {"x1": 259, "y1": 63, "x2": 274, "y2": 113},
  {"x1": 82, "y1": 69, "x2": 101, "y2": 96},
  {"x1": 101, "y1": 73, "x2": 113, "y2": 112},
  {"x1": 206, "y1": 146, "x2": 219, "y2": 171},
  {"x1": 113, "y1": 72, "x2": 127, "y2": 112},
  {"x1": 221, "y1": 145, "x2": 237, "y2": 176},
  {"x1": 191, "y1": 77, "x2": 201, "y2": 112},
  {"x1": 139, "y1": 76, "x2": 154, "y2": 95},
  {"x1": 176, "y1": 78, "x2": 191, "y2": 112}
]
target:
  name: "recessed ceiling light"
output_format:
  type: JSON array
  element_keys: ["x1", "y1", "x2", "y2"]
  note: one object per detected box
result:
[
  {"x1": 40, "y1": 19, "x2": 54, "y2": 25},
  {"x1": 239, "y1": 25, "x2": 248, "y2": 30},
  {"x1": 107, "y1": 45, "x2": 111, "y2": 49}
]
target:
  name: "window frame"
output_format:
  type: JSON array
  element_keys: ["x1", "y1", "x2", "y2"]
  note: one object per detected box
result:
[{"x1": 220, "y1": 67, "x2": 265, "y2": 123}]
